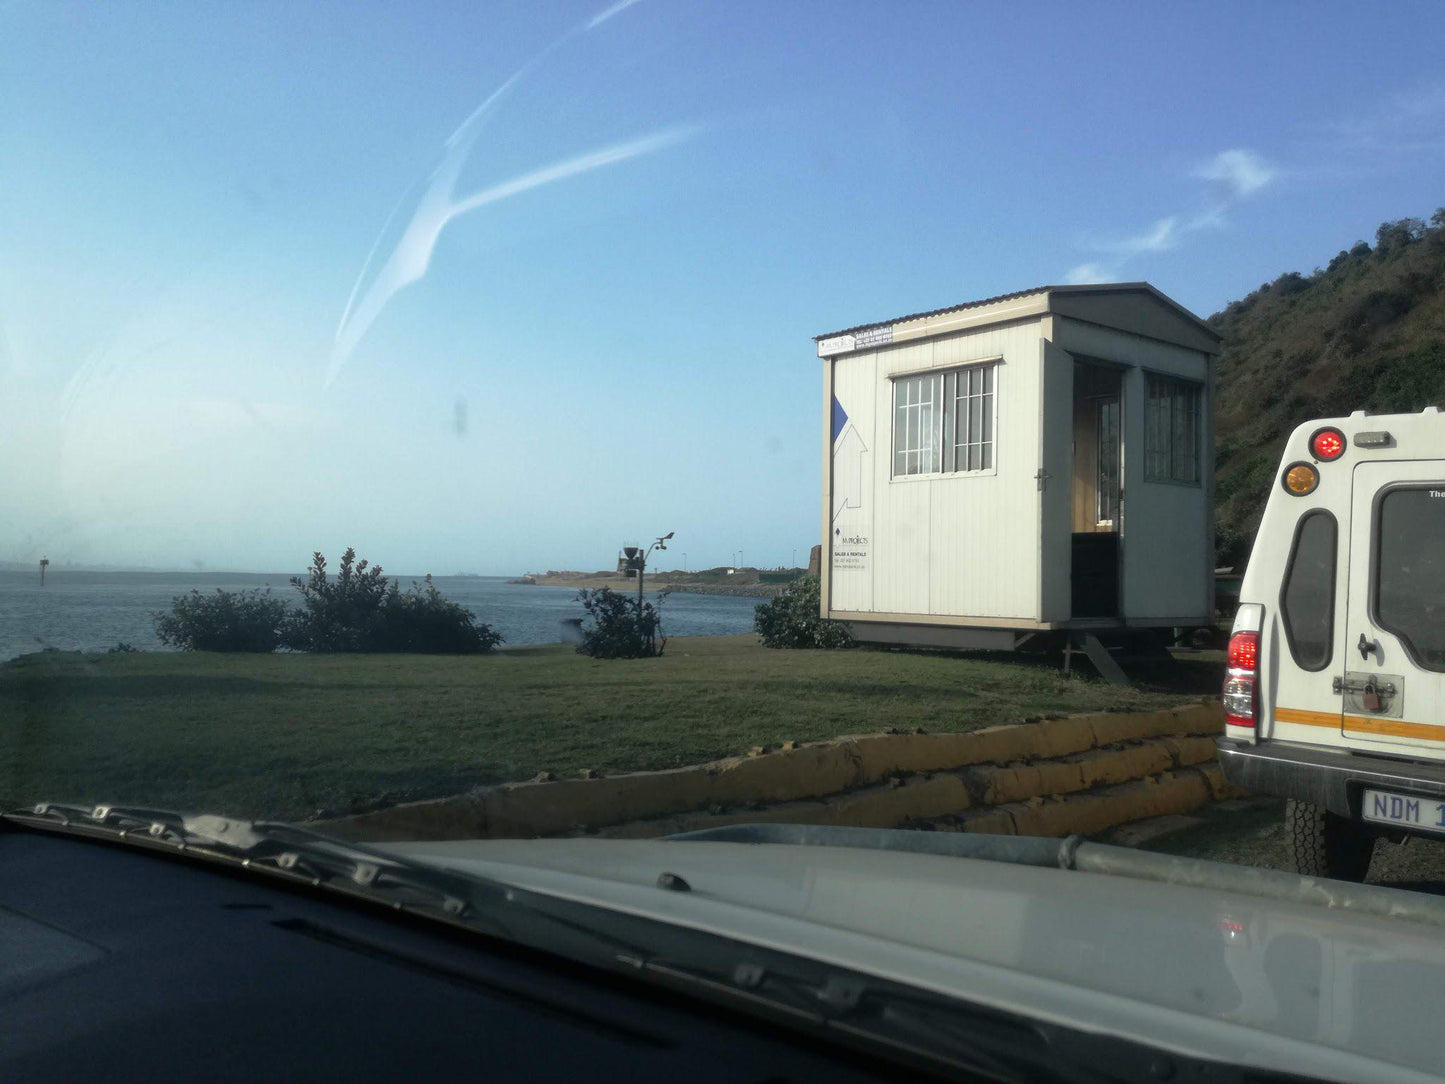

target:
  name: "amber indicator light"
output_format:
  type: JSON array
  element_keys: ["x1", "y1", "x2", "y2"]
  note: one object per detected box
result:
[{"x1": 1282, "y1": 462, "x2": 1319, "y2": 495}]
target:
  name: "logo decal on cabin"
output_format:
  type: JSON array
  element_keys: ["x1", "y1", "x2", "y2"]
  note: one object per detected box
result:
[
  {"x1": 832, "y1": 408, "x2": 868, "y2": 521},
  {"x1": 832, "y1": 529, "x2": 870, "y2": 572}
]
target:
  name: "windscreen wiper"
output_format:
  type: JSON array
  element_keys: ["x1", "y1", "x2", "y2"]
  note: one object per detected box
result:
[
  {"x1": 5, "y1": 802, "x2": 677, "y2": 967},
  {"x1": 6, "y1": 803, "x2": 504, "y2": 928}
]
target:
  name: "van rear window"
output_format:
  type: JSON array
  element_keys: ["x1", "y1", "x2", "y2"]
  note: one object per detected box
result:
[
  {"x1": 1376, "y1": 488, "x2": 1445, "y2": 672},
  {"x1": 1280, "y1": 511, "x2": 1336, "y2": 671}
]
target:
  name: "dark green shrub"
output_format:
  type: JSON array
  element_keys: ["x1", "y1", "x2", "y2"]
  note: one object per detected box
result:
[
  {"x1": 1272, "y1": 271, "x2": 1309, "y2": 297},
  {"x1": 1357, "y1": 344, "x2": 1445, "y2": 415},
  {"x1": 1344, "y1": 289, "x2": 1414, "y2": 332},
  {"x1": 154, "y1": 588, "x2": 287, "y2": 652},
  {"x1": 282, "y1": 549, "x2": 390, "y2": 652},
  {"x1": 377, "y1": 576, "x2": 504, "y2": 653},
  {"x1": 1374, "y1": 217, "x2": 1426, "y2": 256},
  {"x1": 576, "y1": 587, "x2": 664, "y2": 658},
  {"x1": 283, "y1": 548, "x2": 501, "y2": 654},
  {"x1": 754, "y1": 575, "x2": 853, "y2": 649}
]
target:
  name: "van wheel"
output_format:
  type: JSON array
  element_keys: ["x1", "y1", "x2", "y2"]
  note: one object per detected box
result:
[{"x1": 1285, "y1": 799, "x2": 1375, "y2": 882}]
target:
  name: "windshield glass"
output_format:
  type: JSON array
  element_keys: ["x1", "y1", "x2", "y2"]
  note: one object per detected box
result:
[{"x1": 5, "y1": 0, "x2": 1445, "y2": 1051}]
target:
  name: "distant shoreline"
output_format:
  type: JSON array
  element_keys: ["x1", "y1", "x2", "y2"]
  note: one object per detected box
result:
[{"x1": 512, "y1": 572, "x2": 791, "y2": 598}]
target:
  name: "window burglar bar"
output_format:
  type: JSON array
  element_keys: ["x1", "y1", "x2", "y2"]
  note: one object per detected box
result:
[
  {"x1": 892, "y1": 363, "x2": 996, "y2": 477},
  {"x1": 1144, "y1": 373, "x2": 1200, "y2": 484}
]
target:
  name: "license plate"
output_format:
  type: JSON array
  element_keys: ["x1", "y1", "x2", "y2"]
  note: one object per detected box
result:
[{"x1": 1362, "y1": 789, "x2": 1445, "y2": 834}]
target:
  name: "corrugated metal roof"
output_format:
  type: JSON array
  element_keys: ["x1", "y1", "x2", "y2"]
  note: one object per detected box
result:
[
  {"x1": 812, "y1": 281, "x2": 1221, "y2": 342},
  {"x1": 814, "y1": 286, "x2": 1051, "y2": 341}
]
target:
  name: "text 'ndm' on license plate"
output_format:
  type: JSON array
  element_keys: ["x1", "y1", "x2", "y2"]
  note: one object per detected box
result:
[{"x1": 1362, "y1": 789, "x2": 1445, "y2": 834}]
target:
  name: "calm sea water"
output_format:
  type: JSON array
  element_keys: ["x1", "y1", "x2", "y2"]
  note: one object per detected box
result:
[{"x1": 0, "y1": 570, "x2": 761, "y2": 661}]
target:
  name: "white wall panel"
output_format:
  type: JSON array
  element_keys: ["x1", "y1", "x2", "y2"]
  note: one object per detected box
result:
[
  {"x1": 828, "y1": 351, "x2": 877, "y2": 612},
  {"x1": 1038, "y1": 337, "x2": 1075, "y2": 621},
  {"x1": 861, "y1": 320, "x2": 1043, "y2": 619}
]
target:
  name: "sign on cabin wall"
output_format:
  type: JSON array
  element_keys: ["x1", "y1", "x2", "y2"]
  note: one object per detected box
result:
[
  {"x1": 832, "y1": 526, "x2": 870, "y2": 572},
  {"x1": 817, "y1": 325, "x2": 892, "y2": 357}
]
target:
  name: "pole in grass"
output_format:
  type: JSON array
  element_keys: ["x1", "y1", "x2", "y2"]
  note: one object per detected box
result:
[{"x1": 618, "y1": 533, "x2": 674, "y2": 617}]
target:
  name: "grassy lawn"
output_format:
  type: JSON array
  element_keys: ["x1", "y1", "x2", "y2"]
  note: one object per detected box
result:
[{"x1": 1, "y1": 635, "x2": 1200, "y2": 822}]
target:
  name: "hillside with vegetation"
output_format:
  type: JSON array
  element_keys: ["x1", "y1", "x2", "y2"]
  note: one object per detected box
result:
[{"x1": 1210, "y1": 207, "x2": 1445, "y2": 565}]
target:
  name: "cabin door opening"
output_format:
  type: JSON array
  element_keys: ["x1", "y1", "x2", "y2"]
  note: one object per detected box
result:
[{"x1": 1071, "y1": 362, "x2": 1125, "y2": 618}]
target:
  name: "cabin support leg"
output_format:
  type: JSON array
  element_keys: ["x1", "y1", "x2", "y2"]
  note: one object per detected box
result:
[{"x1": 1082, "y1": 633, "x2": 1130, "y2": 686}]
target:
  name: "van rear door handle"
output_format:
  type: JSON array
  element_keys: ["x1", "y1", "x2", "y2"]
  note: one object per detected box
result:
[{"x1": 1358, "y1": 633, "x2": 1380, "y2": 660}]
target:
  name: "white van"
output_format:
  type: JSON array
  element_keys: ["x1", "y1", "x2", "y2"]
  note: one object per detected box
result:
[{"x1": 1217, "y1": 407, "x2": 1445, "y2": 879}]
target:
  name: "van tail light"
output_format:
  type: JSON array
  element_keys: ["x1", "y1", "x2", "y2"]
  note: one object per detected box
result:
[
  {"x1": 1224, "y1": 631, "x2": 1259, "y2": 728},
  {"x1": 1310, "y1": 427, "x2": 1346, "y2": 461}
]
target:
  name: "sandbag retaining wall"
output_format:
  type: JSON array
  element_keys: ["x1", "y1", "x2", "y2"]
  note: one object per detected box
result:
[{"x1": 316, "y1": 701, "x2": 1232, "y2": 843}]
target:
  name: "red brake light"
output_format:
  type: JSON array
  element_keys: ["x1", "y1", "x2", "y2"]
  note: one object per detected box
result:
[
  {"x1": 1227, "y1": 631, "x2": 1259, "y2": 671},
  {"x1": 1224, "y1": 631, "x2": 1259, "y2": 728},
  {"x1": 1310, "y1": 427, "x2": 1346, "y2": 461}
]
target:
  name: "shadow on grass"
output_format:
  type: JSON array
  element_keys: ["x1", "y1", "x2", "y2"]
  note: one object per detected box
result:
[
  {"x1": 1127, "y1": 658, "x2": 1225, "y2": 695},
  {"x1": 862, "y1": 643, "x2": 1223, "y2": 696},
  {"x1": 1, "y1": 675, "x2": 283, "y2": 700}
]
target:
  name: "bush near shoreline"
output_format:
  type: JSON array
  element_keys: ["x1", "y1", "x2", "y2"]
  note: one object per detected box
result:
[{"x1": 154, "y1": 548, "x2": 502, "y2": 655}]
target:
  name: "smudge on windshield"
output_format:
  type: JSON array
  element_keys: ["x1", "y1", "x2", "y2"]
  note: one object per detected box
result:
[{"x1": 328, "y1": 0, "x2": 694, "y2": 386}]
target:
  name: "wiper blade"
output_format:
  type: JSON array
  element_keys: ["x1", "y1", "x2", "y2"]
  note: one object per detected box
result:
[
  {"x1": 5, "y1": 802, "x2": 657, "y2": 962},
  {"x1": 11, "y1": 802, "x2": 486, "y2": 923}
]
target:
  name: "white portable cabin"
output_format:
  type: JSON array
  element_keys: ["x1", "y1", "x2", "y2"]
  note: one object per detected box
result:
[{"x1": 817, "y1": 282, "x2": 1222, "y2": 650}]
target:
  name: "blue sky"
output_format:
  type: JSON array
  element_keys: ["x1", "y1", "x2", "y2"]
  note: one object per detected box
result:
[{"x1": 2, "y1": 0, "x2": 1442, "y2": 574}]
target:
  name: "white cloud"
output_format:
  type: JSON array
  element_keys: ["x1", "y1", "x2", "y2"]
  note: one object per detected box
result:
[
  {"x1": 1062, "y1": 147, "x2": 1276, "y2": 282},
  {"x1": 1106, "y1": 216, "x2": 1178, "y2": 256},
  {"x1": 1196, "y1": 149, "x2": 1275, "y2": 197},
  {"x1": 1063, "y1": 262, "x2": 1112, "y2": 285}
]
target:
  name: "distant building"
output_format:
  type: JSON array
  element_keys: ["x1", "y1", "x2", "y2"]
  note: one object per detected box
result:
[{"x1": 816, "y1": 282, "x2": 1220, "y2": 650}]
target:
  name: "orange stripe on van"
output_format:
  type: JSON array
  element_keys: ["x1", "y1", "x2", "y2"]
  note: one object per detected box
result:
[
  {"x1": 1277, "y1": 705, "x2": 1445, "y2": 742},
  {"x1": 1343, "y1": 715, "x2": 1445, "y2": 742},
  {"x1": 1273, "y1": 706, "x2": 1339, "y2": 728}
]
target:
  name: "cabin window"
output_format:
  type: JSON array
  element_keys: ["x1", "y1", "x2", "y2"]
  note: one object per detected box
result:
[
  {"x1": 1144, "y1": 374, "x2": 1201, "y2": 484},
  {"x1": 891, "y1": 363, "x2": 996, "y2": 477},
  {"x1": 1095, "y1": 397, "x2": 1121, "y2": 525},
  {"x1": 1374, "y1": 488, "x2": 1445, "y2": 671},
  {"x1": 1280, "y1": 511, "x2": 1336, "y2": 671}
]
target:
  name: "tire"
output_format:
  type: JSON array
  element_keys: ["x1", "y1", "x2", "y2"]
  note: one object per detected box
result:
[{"x1": 1285, "y1": 799, "x2": 1375, "y2": 882}]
